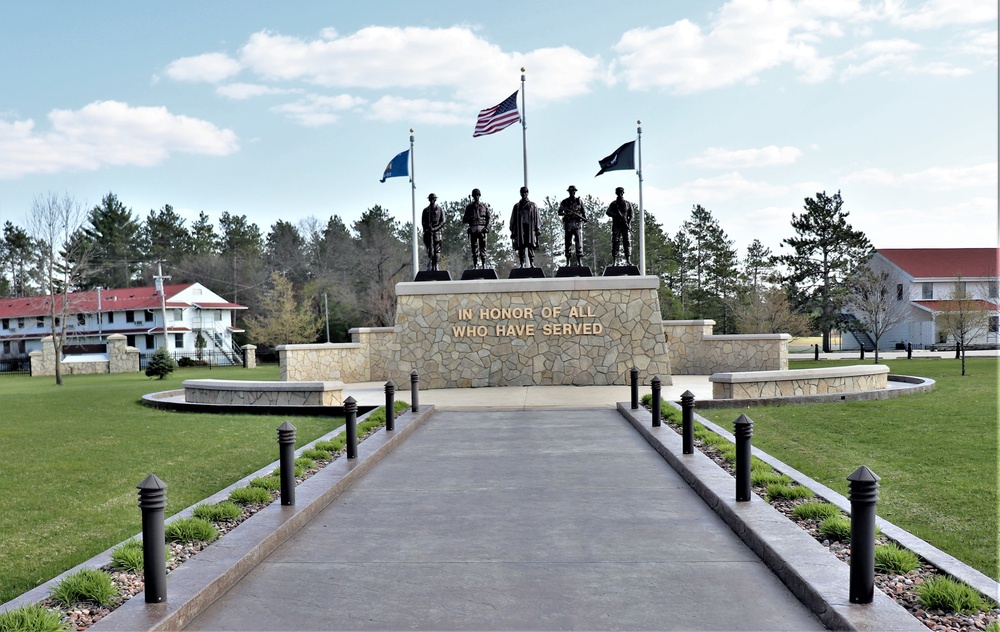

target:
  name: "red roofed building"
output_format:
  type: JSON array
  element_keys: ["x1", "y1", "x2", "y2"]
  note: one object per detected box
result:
[
  {"x1": 0, "y1": 282, "x2": 247, "y2": 363},
  {"x1": 849, "y1": 248, "x2": 999, "y2": 350}
]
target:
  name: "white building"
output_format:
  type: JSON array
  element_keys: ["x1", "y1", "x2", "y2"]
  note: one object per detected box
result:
[
  {"x1": 844, "y1": 248, "x2": 999, "y2": 350},
  {"x1": 0, "y1": 283, "x2": 246, "y2": 363}
]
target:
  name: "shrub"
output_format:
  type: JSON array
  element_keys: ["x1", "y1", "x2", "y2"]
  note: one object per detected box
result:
[
  {"x1": 312, "y1": 440, "x2": 339, "y2": 453},
  {"x1": 917, "y1": 576, "x2": 995, "y2": 614},
  {"x1": 716, "y1": 443, "x2": 737, "y2": 463},
  {"x1": 985, "y1": 620, "x2": 1000, "y2": 632},
  {"x1": 249, "y1": 475, "x2": 281, "y2": 491},
  {"x1": 0, "y1": 603, "x2": 70, "y2": 632},
  {"x1": 294, "y1": 456, "x2": 316, "y2": 470},
  {"x1": 49, "y1": 568, "x2": 118, "y2": 608},
  {"x1": 144, "y1": 347, "x2": 175, "y2": 380},
  {"x1": 108, "y1": 538, "x2": 170, "y2": 572},
  {"x1": 300, "y1": 448, "x2": 330, "y2": 461},
  {"x1": 819, "y1": 515, "x2": 852, "y2": 542},
  {"x1": 792, "y1": 502, "x2": 841, "y2": 521},
  {"x1": 636, "y1": 395, "x2": 680, "y2": 423},
  {"x1": 228, "y1": 486, "x2": 273, "y2": 505},
  {"x1": 165, "y1": 517, "x2": 219, "y2": 543},
  {"x1": 767, "y1": 484, "x2": 814, "y2": 502},
  {"x1": 874, "y1": 542, "x2": 920, "y2": 574},
  {"x1": 752, "y1": 470, "x2": 793, "y2": 487},
  {"x1": 193, "y1": 501, "x2": 242, "y2": 522},
  {"x1": 273, "y1": 464, "x2": 304, "y2": 478}
]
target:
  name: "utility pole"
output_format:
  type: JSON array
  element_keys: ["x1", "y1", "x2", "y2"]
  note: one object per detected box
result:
[{"x1": 154, "y1": 263, "x2": 172, "y2": 353}]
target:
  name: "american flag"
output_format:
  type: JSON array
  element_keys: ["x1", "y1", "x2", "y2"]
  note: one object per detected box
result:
[{"x1": 473, "y1": 91, "x2": 520, "y2": 137}]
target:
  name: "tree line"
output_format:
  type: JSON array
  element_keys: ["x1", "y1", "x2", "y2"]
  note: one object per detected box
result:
[{"x1": 1, "y1": 189, "x2": 877, "y2": 351}]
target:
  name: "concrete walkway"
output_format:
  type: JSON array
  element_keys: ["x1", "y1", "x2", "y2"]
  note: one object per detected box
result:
[{"x1": 185, "y1": 408, "x2": 823, "y2": 631}]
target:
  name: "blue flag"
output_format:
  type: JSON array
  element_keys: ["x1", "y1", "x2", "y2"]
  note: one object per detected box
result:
[{"x1": 380, "y1": 149, "x2": 409, "y2": 183}]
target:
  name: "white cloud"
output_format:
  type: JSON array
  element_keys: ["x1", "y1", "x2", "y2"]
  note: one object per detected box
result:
[
  {"x1": 954, "y1": 28, "x2": 998, "y2": 62},
  {"x1": 611, "y1": 0, "x2": 861, "y2": 93},
  {"x1": 0, "y1": 101, "x2": 239, "y2": 179},
  {"x1": 367, "y1": 96, "x2": 468, "y2": 126},
  {"x1": 235, "y1": 27, "x2": 602, "y2": 103},
  {"x1": 165, "y1": 52, "x2": 242, "y2": 83},
  {"x1": 846, "y1": 163, "x2": 998, "y2": 190},
  {"x1": 216, "y1": 83, "x2": 299, "y2": 100},
  {"x1": 883, "y1": 0, "x2": 998, "y2": 30},
  {"x1": 270, "y1": 94, "x2": 367, "y2": 126},
  {"x1": 660, "y1": 172, "x2": 792, "y2": 205},
  {"x1": 685, "y1": 145, "x2": 803, "y2": 169},
  {"x1": 857, "y1": 197, "x2": 997, "y2": 248}
]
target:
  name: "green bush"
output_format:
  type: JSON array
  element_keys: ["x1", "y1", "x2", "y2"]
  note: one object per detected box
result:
[
  {"x1": 294, "y1": 456, "x2": 315, "y2": 470},
  {"x1": 164, "y1": 517, "x2": 219, "y2": 543},
  {"x1": 228, "y1": 486, "x2": 273, "y2": 505},
  {"x1": 985, "y1": 620, "x2": 1000, "y2": 632},
  {"x1": 144, "y1": 347, "x2": 176, "y2": 380},
  {"x1": 874, "y1": 542, "x2": 920, "y2": 574},
  {"x1": 716, "y1": 443, "x2": 737, "y2": 463},
  {"x1": 312, "y1": 440, "x2": 339, "y2": 453},
  {"x1": 636, "y1": 395, "x2": 680, "y2": 423},
  {"x1": 792, "y1": 502, "x2": 841, "y2": 521},
  {"x1": 49, "y1": 568, "x2": 117, "y2": 608},
  {"x1": 193, "y1": 501, "x2": 242, "y2": 522},
  {"x1": 0, "y1": 603, "x2": 70, "y2": 632},
  {"x1": 273, "y1": 464, "x2": 304, "y2": 478},
  {"x1": 819, "y1": 515, "x2": 852, "y2": 542},
  {"x1": 108, "y1": 539, "x2": 170, "y2": 572},
  {"x1": 300, "y1": 448, "x2": 330, "y2": 461},
  {"x1": 767, "y1": 484, "x2": 814, "y2": 502},
  {"x1": 249, "y1": 475, "x2": 281, "y2": 491},
  {"x1": 917, "y1": 576, "x2": 995, "y2": 614},
  {"x1": 751, "y1": 470, "x2": 793, "y2": 487}
]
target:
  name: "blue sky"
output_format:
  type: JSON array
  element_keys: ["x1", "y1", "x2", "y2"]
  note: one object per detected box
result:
[{"x1": 1, "y1": 0, "x2": 996, "y2": 259}]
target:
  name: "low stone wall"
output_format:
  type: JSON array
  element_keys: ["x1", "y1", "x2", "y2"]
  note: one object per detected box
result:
[
  {"x1": 183, "y1": 379, "x2": 345, "y2": 406},
  {"x1": 278, "y1": 343, "x2": 366, "y2": 382},
  {"x1": 709, "y1": 365, "x2": 889, "y2": 399},
  {"x1": 30, "y1": 334, "x2": 138, "y2": 377},
  {"x1": 350, "y1": 327, "x2": 396, "y2": 381},
  {"x1": 663, "y1": 320, "x2": 789, "y2": 374}
]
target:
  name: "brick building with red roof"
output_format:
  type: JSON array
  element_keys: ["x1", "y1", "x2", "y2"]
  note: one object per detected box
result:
[{"x1": 0, "y1": 282, "x2": 246, "y2": 363}]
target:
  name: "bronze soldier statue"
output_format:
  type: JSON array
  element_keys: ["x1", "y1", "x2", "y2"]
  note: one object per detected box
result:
[
  {"x1": 558, "y1": 185, "x2": 586, "y2": 267},
  {"x1": 462, "y1": 188, "x2": 491, "y2": 269},
  {"x1": 606, "y1": 186, "x2": 634, "y2": 265},
  {"x1": 421, "y1": 193, "x2": 445, "y2": 271},
  {"x1": 509, "y1": 186, "x2": 540, "y2": 268}
]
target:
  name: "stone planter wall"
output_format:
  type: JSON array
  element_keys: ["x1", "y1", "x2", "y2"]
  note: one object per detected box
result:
[
  {"x1": 663, "y1": 320, "x2": 789, "y2": 374},
  {"x1": 709, "y1": 365, "x2": 889, "y2": 399},
  {"x1": 183, "y1": 379, "x2": 345, "y2": 406},
  {"x1": 278, "y1": 343, "x2": 369, "y2": 382}
]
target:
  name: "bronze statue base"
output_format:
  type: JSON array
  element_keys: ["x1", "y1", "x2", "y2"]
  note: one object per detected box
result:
[
  {"x1": 508, "y1": 267, "x2": 545, "y2": 279},
  {"x1": 603, "y1": 265, "x2": 641, "y2": 277},
  {"x1": 555, "y1": 266, "x2": 593, "y2": 278},
  {"x1": 414, "y1": 270, "x2": 452, "y2": 282},
  {"x1": 461, "y1": 269, "x2": 499, "y2": 280}
]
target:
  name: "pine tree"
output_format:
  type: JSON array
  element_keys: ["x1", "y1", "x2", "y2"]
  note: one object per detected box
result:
[{"x1": 145, "y1": 346, "x2": 175, "y2": 379}]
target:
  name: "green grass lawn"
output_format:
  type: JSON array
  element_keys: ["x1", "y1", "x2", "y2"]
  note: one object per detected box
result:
[
  {"x1": 699, "y1": 357, "x2": 999, "y2": 580},
  {"x1": 0, "y1": 366, "x2": 343, "y2": 603}
]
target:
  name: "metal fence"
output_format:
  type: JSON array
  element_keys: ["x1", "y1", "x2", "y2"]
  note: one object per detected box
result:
[
  {"x1": 0, "y1": 355, "x2": 31, "y2": 375},
  {"x1": 138, "y1": 350, "x2": 242, "y2": 370}
]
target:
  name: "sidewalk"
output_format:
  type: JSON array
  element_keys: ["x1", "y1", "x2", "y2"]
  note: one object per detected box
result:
[{"x1": 184, "y1": 408, "x2": 824, "y2": 631}]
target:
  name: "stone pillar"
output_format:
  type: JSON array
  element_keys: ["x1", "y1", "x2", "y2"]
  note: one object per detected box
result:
[
  {"x1": 107, "y1": 334, "x2": 130, "y2": 373},
  {"x1": 242, "y1": 344, "x2": 257, "y2": 369},
  {"x1": 30, "y1": 336, "x2": 57, "y2": 377}
]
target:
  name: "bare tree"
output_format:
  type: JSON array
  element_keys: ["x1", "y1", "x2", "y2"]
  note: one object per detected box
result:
[
  {"x1": 26, "y1": 193, "x2": 92, "y2": 385},
  {"x1": 727, "y1": 285, "x2": 812, "y2": 337},
  {"x1": 845, "y1": 268, "x2": 910, "y2": 363},
  {"x1": 936, "y1": 278, "x2": 991, "y2": 376}
]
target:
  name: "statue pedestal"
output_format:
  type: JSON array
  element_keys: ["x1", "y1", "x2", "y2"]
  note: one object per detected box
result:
[
  {"x1": 393, "y1": 276, "x2": 673, "y2": 388},
  {"x1": 508, "y1": 267, "x2": 545, "y2": 279},
  {"x1": 555, "y1": 266, "x2": 593, "y2": 277},
  {"x1": 603, "y1": 265, "x2": 640, "y2": 276},
  {"x1": 413, "y1": 270, "x2": 452, "y2": 282},
  {"x1": 461, "y1": 268, "x2": 499, "y2": 280}
]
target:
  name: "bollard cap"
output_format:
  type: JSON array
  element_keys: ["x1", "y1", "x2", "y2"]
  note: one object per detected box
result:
[
  {"x1": 137, "y1": 473, "x2": 167, "y2": 491},
  {"x1": 277, "y1": 421, "x2": 296, "y2": 432},
  {"x1": 734, "y1": 413, "x2": 753, "y2": 426},
  {"x1": 651, "y1": 375, "x2": 661, "y2": 385},
  {"x1": 847, "y1": 465, "x2": 880, "y2": 484},
  {"x1": 680, "y1": 390, "x2": 695, "y2": 400}
]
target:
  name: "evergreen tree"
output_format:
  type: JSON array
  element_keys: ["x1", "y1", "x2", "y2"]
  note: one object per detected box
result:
[
  {"x1": 143, "y1": 204, "x2": 192, "y2": 267},
  {"x1": 145, "y1": 346, "x2": 176, "y2": 379},
  {"x1": 779, "y1": 190, "x2": 873, "y2": 352},
  {"x1": 77, "y1": 193, "x2": 143, "y2": 289},
  {"x1": 265, "y1": 219, "x2": 309, "y2": 286},
  {"x1": 189, "y1": 211, "x2": 217, "y2": 256},
  {"x1": 352, "y1": 206, "x2": 410, "y2": 326},
  {"x1": 680, "y1": 205, "x2": 737, "y2": 328},
  {"x1": 1, "y1": 221, "x2": 37, "y2": 297},
  {"x1": 215, "y1": 212, "x2": 265, "y2": 306}
]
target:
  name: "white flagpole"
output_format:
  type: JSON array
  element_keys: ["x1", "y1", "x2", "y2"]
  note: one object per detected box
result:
[
  {"x1": 637, "y1": 120, "x2": 645, "y2": 276},
  {"x1": 410, "y1": 129, "x2": 418, "y2": 276},
  {"x1": 521, "y1": 68, "x2": 528, "y2": 189}
]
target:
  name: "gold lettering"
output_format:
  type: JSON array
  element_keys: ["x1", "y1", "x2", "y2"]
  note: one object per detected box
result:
[
  {"x1": 524, "y1": 324, "x2": 535, "y2": 335},
  {"x1": 583, "y1": 323, "x2": 592, "y2": 335},
  {"x1": 542, "y1": 323, "x2": 552, "y2": 335},
  {"x1": 586, "y1": 305, "x2": 595, "y2": 317},
  {"x1": 495, "y1": 325, "x2": 506, "y2": 336},
  {"x1": 480, "y1": 309, "x2": 490, "y2": 319},
  {"x1": 459, "y1": 308, "x2": 473, "y2": 319},
  {"x1": 594, "y1": 323, "x2": 603, "y2": 334},
  {"x1": 525, "y1": 308, "x2": 533, "y2": 318},
  {"x1": 476, "y1": 325, "x2": 488, "y2": 336}
]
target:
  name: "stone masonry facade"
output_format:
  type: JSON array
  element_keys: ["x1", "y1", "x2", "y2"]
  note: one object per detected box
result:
[
  {"x1": 30, "y1": 334, "x2": 138, "y2": 377},
  {"x1": 663, "y1": 320, "x2": 789, "y2": 375},
  {"x1": 710, "y1": 365, "x2": 889, "y2": 399}
]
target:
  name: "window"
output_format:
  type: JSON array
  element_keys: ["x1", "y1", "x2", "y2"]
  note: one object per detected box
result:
[
  {"x1": 107, "y1": 312, "x2": 114, "y2": 323},
  {"x1": 126, "y1": 335, "x2": 136, "y2": 347},
  {"x1": 990, "y1": 316, "x2": 999, "y2": 334},
  {"x1": 922, "y1": 283, "x2": 933, "y2": 300},
  {"x1": 958, "y1": 281, "x2": 967, "y2": 294},
  {"x1": 36, "y1": 316, "x2": 44, "y2": 327},
  {"x1": 145, "y1": 335, "x2": 155, "y2": 349},
  {"x1": 17, "y1": 318, "x2": 24, "y2": 329},
  {"x1": 1, "y1": 318, "x2": 7, "y2": 330},
  {"x1": 896, "y1": 284, "x2": 903, "y2": 301},
  {"x1": 17, "y1": 341, "x2": 24, "y2": 354},
  {"x1": 125, "y1": 311, "x2": 134, "y2": 323},
  {"x1": 938, "y1": 331, "x2": 948, "y2": 344},
  {"x1": 172, "y1": 309, "x2": 183, "y2": 321},
  {"x1": 215, "y1": 311, "x2": 223, "y2": 321},
  {"x1": 174, "y1": 333, "x2": 184, "y2": 348},
  {"x1": 2, "y1": 341, "x2": 9, "y2": 355},
  {"x1": 77, "y1": 314, "x2": 85, "y2": 326},
  {"x1": 989, "y1": 280, "x2": 999, "y2": 298}
]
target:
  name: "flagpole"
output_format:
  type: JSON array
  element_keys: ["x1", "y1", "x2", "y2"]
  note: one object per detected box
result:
[
  {"x1": 637, "y1": 120, "x2": 645, "y2": 276},
  {"x1": 410, "y1": 129, "x2": 418, "y2": 276},
  {"x1": 521, "y1": 67, "x2": 528, "y2": 189}
]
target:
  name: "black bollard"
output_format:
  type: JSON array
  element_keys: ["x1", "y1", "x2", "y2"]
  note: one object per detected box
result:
[
  {"x1": 384, "y1": 380, "x2": 396, "y2": 432},
  {"x1": 410, "y1": 370, "x2": 420, "y2": 413},
  {"x1": 734, "y1": 414, "x2": 754, "y2": 502},
  {"x1": 137, "y1": 474, "x2": 167, "y2": 604},
  {"x1": 345, "y1": 396, "x2": 358, "y2": 459},
  {"x1": 860, "y1": 345, "x2": 865, "y2": 360},
  {"x1": 630, "y1": 367, "x2": 639, "y2": 410},
  {"x1": 907, "y1": 342, "x2": 912, "y2": 360},
  {"x1": 847, "y1": 466, "x2": 880, "y2": 604},
  {"x1": 277, "y1": 421, "x2": 296, "y2": 506},
  {"x1": 650, "y1": 376, "x2": 661, "y2": 428},
  {"x1": 681, "y1": 390, "x2": 695, "y2": 455},
  {"x1": 814, "y1": 343, "x2": 819, "y2": 361}
]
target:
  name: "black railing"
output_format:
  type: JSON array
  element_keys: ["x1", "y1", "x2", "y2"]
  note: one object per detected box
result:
[
  {"x1": 0, "y1": 355, "x2": 31, "y2": 375},
  {"x1": 138, "y1": 350, "x2": 241, "y2": 370}
]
